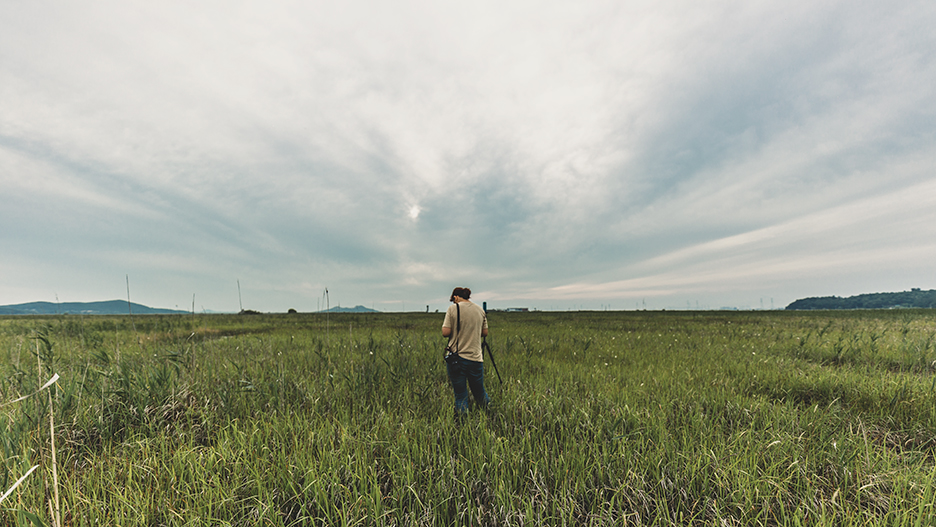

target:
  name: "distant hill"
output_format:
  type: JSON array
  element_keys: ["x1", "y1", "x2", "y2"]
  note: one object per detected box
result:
[
  {"x1": 786, "y1": 289, "x2": 936, "y2": 310},
  {"x1": 320, "y1": 305, "x2": 380, "y2": 313},
  {"x1": 0, "y1": 300, "x2": 189, "y2": 315}
]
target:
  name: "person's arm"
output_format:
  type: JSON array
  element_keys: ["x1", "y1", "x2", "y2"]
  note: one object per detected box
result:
[
  {"x1": 442, "y1": 306, "x2": 453, "y2": 337},
  {"x1": 481, "y1": 327, "x2": 488, "y2": 338}
]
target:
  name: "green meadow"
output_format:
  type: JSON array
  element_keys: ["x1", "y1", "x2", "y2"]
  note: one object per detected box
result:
[{"x1": 1, "y1": 309, "x2": 936, "y2": 525}]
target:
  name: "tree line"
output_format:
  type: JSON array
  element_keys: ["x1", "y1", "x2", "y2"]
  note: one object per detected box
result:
[{"x1": 786, "y1": 288, "x2": 936, "y2": 310}]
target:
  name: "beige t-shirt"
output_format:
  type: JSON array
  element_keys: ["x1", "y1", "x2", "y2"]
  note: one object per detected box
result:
[{"x1": 442, "y1": 301, "x2": 488, "y2": 362}]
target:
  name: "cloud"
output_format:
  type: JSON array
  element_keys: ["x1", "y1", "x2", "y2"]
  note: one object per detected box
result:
[
  {"x1": 508, "y1": 176, "x2": 936, "y2": 304},
  {"x1": 1, "y1": 0, "x2": 934, "y2": 311}
]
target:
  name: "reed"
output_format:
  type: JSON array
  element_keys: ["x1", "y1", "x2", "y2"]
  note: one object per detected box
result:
[
  {"x1": 0, "y1": 329, "x2": 62, "y2": 526},
  {"x1": 0, "y1": 310, "x2": 935, "y2": 524}
]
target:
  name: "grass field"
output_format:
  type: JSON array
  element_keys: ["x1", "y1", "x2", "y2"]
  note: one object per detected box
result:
[{"x1": 1, "y1": 309, "x2": 936, "y2": 525}]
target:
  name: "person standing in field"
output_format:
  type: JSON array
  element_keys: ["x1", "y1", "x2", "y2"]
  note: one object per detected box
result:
[{"x1": 442, "y1": 287, "x2": 490, "y2": 418}]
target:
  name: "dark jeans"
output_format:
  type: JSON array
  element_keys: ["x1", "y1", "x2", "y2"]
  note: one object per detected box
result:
[{"x1": 446, "y1": 356, "x2": 490, "y2": 415}]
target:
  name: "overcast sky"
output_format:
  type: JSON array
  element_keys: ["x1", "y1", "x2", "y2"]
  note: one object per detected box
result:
[{"x1": 2, "y1": 1, "x2": 934, "y2": 313}]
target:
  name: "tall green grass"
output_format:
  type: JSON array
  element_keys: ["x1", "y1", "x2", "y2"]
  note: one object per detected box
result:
[{"x1": 1, "y1": 310, "x2": 935, "y2": 525}]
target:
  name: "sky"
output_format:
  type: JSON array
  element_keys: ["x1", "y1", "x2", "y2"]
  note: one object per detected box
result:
[{"x1": 2, "y1": 1, "x2": 935, "y2": 313}]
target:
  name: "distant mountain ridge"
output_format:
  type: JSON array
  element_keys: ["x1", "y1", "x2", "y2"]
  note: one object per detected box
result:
[
  {"x1": 786, "y1": 288, "x2": 936, "y2": 310},
  {"x1": 0, "y1": 300, "x2": 189, "y2": 315},
  {"x1": 320, "y1": 305, "x2": 380, "y2": 313}
]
